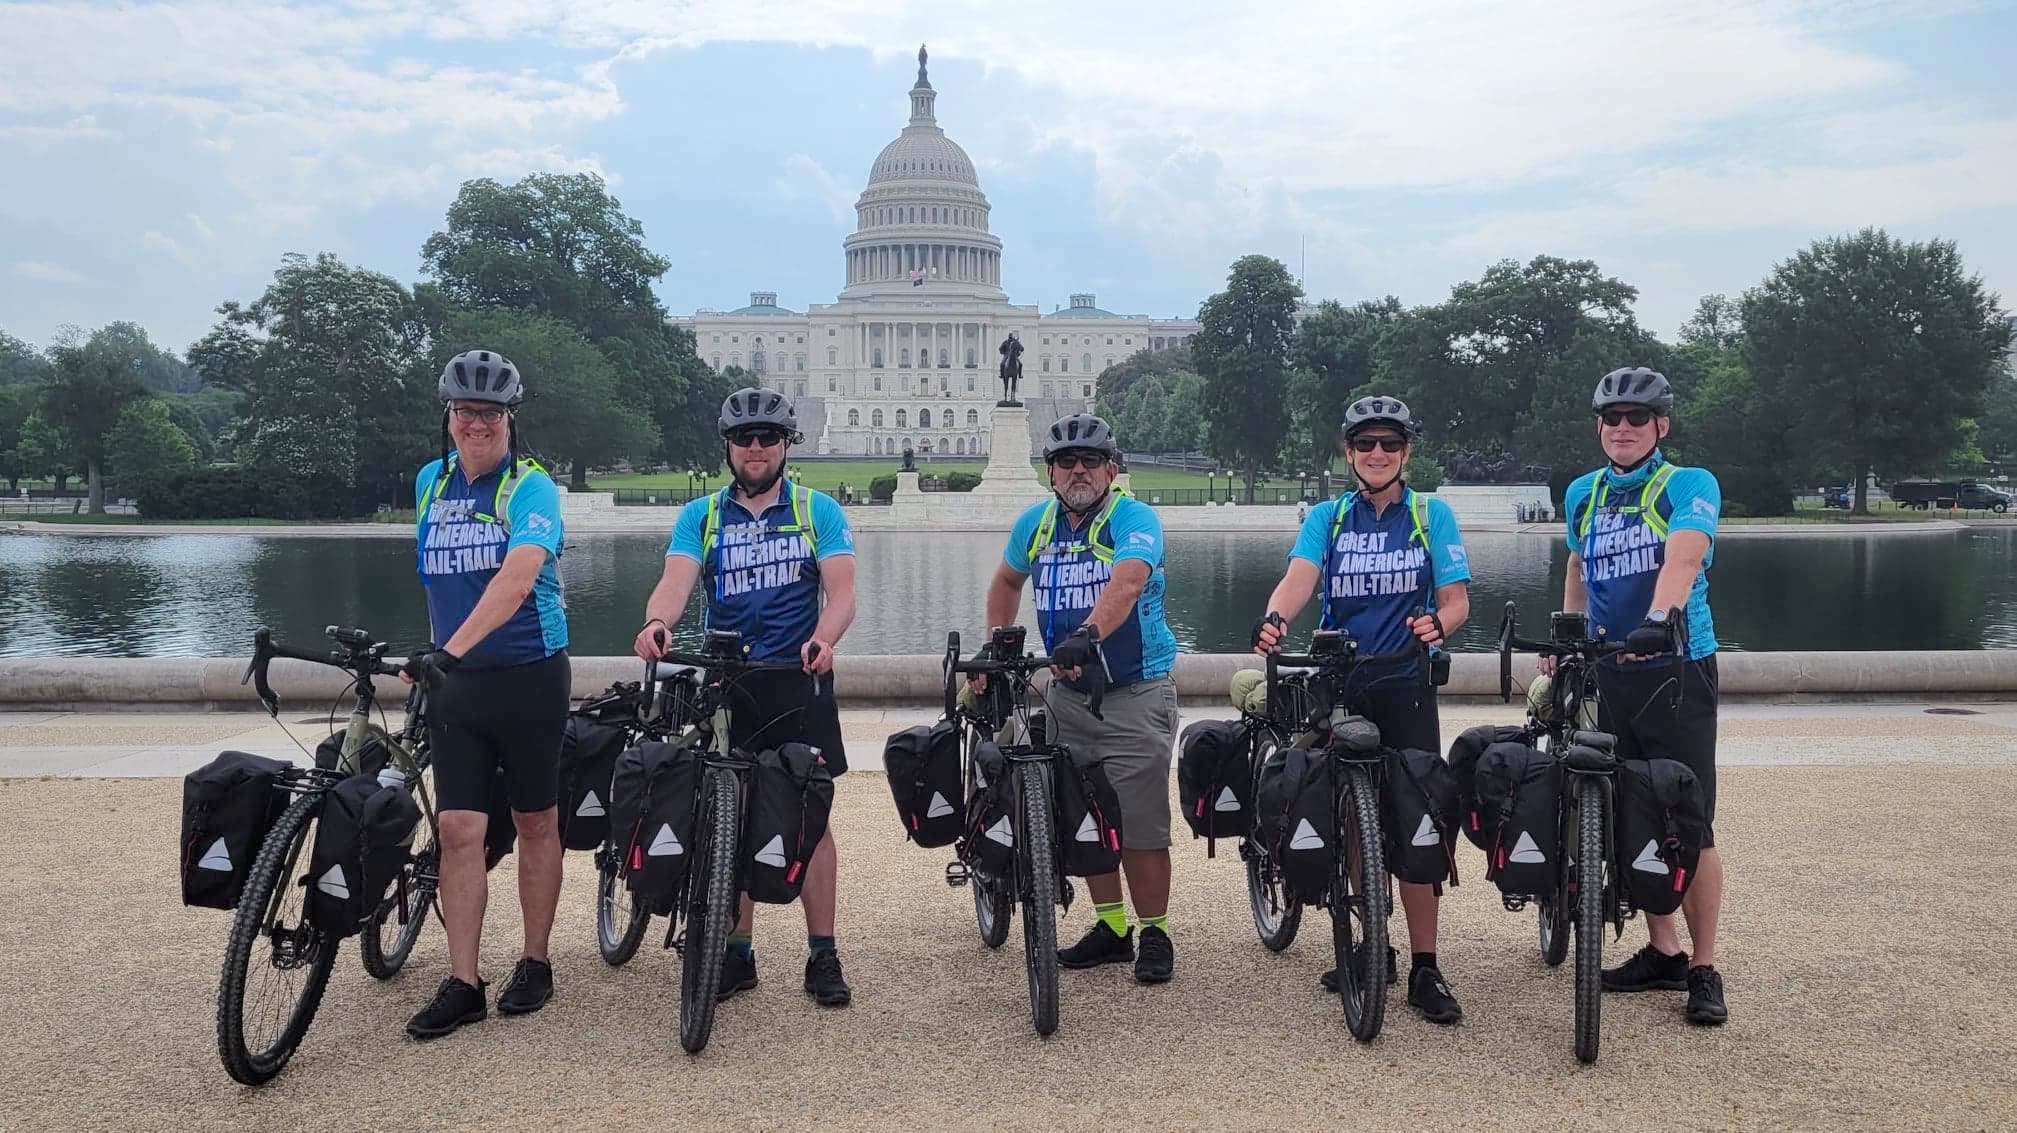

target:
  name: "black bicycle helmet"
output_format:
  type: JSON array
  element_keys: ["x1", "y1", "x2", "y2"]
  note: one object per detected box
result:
[
  {"x1": 438, "y1": 350, "x2": 523, "y2": 405},
  {"x1": 1592, "y1": 367, "x2": 1674, "y2": 414},
  {"x1": 1042, "y1": 413, "x2": 1121, "y2": 460},
  {"x1": 1342, "y1": 395, "x2": 1414, "y2": 438},
  {"x1": 718, "y1": 386, "x2": 801, "y2": 440}
]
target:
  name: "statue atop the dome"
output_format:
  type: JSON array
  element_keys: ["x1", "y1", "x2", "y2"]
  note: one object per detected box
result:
[
  {"x1": 997, "y1": 331, "x2": 1023, "y2": 406},
  {"x1": 917, "y1": 44, "x2": 928, "y2": 86}
]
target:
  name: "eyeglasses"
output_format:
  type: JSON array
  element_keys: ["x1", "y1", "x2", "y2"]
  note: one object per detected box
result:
[
  {"x1": 449, "y1": 406, "x2": 507, "y2": 424},
  {"x1": 1347, "y1": 436, "x2": 1407, "y2": 454},
  {"x1": 1049, "y1": 452, "x2": 1110, "y2": 471},
  {"x1": 727, "y1": 428, "x2": 787, "y2": 449},
  {"x1": 1598, "y1": 408, "x2": 1658, "y2": 428}
]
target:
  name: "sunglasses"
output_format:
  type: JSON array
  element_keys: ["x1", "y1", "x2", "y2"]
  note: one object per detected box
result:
[
  {"x1": 1048, "y1": 452, "x2": 1110, "y2": 471},
  {"x1": 728, "y1": 428, "x2": 787, "y2": 449},
  {"x1": 449, "y1": 406, "x2": 507, "y2": 424},
  {"x1": 1347, "y1": 436, "x2": 1407, "y2": 454},
  {"x1": 1598, "y1": 408, "x2": 1658, "y2": 428}
]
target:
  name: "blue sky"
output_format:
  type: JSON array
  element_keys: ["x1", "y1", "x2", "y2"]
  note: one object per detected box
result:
[{"x1": 3, "y1": 1, "x2": 2014, "y2": 355}]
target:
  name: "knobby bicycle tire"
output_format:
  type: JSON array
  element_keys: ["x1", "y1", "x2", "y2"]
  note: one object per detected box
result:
[
  {"x1": 970, "y1": 733, "x2": 1012, "y2": 949},
  {"x1": 1538, "y1": 796, "x2": 1573, "y2": 968},
  {"x1": 1245, "y1": 729, "x2": 1302, "y2": 952},
  {"x1": 1333, "y1": 764, "x2": 1389, "y2": 1042},
  {"x1": 1574, "y1": 776, "x2": 1607, "y2": 1064},
  {"x1": 361, "y1": 819, "x2": 437, "y2": 980},
  {"x1": 680, "y1": 768, "x2": 740, "y2": 1054},
  {"x1": 1017, "y1": 760, "x2": 1060, "y2": 1037},
  {"x1": 216, "y1": 791, "x2": 338, "y2": 1086},
  {"x1": 596, "y1": 846, "x2": 653, "y2": 967}
]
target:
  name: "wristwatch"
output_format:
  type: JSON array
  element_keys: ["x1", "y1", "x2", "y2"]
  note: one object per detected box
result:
[{"x1": 1644, "y1": 608, "x2": 1671, "y2": 627}]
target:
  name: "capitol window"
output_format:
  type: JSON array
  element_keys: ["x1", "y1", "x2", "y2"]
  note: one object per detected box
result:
[
  {"x1": 828, "y1": 327, "x2": 836, "y2": 336},
  {"x1": 966, "y1": 347, "x2": 976, "y2": 367},
  {"x1": 1107, "y1": 337, "x2": 1114, "y2": 345},
  {"x1": 1083, "y1": 384, "x2": 1093, "y2": 398},
  {"x1": 732, "y1": 335, "x2": 740, "y2": 343},
  {"x1": 731, "y1": 352, "x2": 741, "y2": 367},
  {"x1": 938, "y1": 348, "x2": 949, "y2": 367},
  {"x1": 872, "y1": 348, "x2": 883, "y2": 368},
  {"x1": 1125, "y1": 337, "x2": 1132, "y2": 345},
  {"x1": 1060, "y1": 356, "x2": 1068, "y2": 373},
  {"x1": 1042, "y1": 356, "x2": 1051, "y2": 372},
  {"x1": 848, "y1": 409, "x2": 859, "y2": 425},
  {"x1": 899, "y1": 348, "x2": 910, "y2": 367},
  {"x1": 829, "y1": 376, "x2": 837, "y2": 392},
  {"x1": 711, "y1": 334, "x2": 720, "y2": 343},
  {"x1": 873, "y1": 374, "x2": 882, "y2": 390},
  {"x1": 873, "y1": 409, "x2": 884, "y2": 426},
  {"x1": 920, "y1": 408, "x2": 932, "y2": 428},
  {"x1": 1082, "y1": 353, "x2": 1091, "y2": 371},
  {"x1": 967, "y1": 374, "x2": 975, "y2": 391},
  {"x1": 796, "y1": 354, "x2": 805, "y2": 371},
  {"x1": 896, "y1": 409, "x2": 907, "y2": 428},
  {"x1": 828, "y1": 347, "x2": 838, "y2": 365},
  {"x1": 966, "y1": 409, "x2": 979, "y2": 426}
]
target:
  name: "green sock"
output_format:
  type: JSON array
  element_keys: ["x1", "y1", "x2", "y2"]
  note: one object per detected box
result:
[
  {"x1": 728, "y1": 929, "x2": 753, "y2": 959},
  {"x1": 1095, "y1": 900, "x2": 1128, "y2": 936},
  {"x1": 1139, "y1": 914, "x2": 1169, "y2": 934}
]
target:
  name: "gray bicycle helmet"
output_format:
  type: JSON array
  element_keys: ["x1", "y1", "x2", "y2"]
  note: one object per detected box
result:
[
  {"x1": 1592, "y1": 367, "x2": 1674, "y2": 414},
  {"x1": 1042, "y1": 413, "x2": 1121, "y2": 460},
  {"x1": 1342, "y1": 395, "x2": 1414, "y2": 438},
  {"x1": 718, "y1": 386, "x2": 801, "y2": 440},
  {"x1": 439, "y1": 350, "x2": 523, "y2": 405}
]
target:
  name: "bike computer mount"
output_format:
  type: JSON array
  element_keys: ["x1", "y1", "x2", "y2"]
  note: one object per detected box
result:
[
  {"x1": 1550, "y1": 611, "x2": 1591, "y2": 645},
  {"x1": 989, "y1": 625, "x2": 1028, "y2": 658}
]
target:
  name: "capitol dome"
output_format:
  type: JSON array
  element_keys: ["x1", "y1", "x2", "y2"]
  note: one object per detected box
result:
[{"x1": 840, "y1": 45, "x2": 1004, "y2": 300}]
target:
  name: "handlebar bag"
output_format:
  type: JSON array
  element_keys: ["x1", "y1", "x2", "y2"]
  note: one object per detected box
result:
[
  {"x1": 1614, "y1": 757, "x2": 1709, "y2": 916},
  {"x1": 312, "y1": 732, "x2": 389, "y2": 778},
  {"x1": 180, "y1": 751, "x2": 291, "y2": 909},
  {"x1": 611, "y1": 741, "x2": 702, "y2": 906},
  {"x1": 960, "y1": 740, "x2": 1016, "y2": 879},
  {"x1": 1178, "y1": 719, "x2": 1253, "y2": 849},
  {"x1": 306, "y1": 774, "x2": 421, "y2": 938},
  {"x1": 1382, "y1": 746, "x2": 1462, "y2": 886},
  {"x1": 1447, "y1": 725, "x2": 1527, "y2": 850},
  {"x1": 558, "y1": 715, "x2": 630, "y2": 851},
  {"x1": 882, "y1": 721, "x2": 964, "y2": 848},
  {"x1": 1054, "y1": 744, "x2": 1124, "y2": 877},
  {"x1": 746, "y1": 742, "x2": 836, "y2": 904},
  {"x1": 1255, "y1": 744, "x2": 1334, "y2": 904},
  {"x1": 1472, "y1": 741, "x2": 1560, "y2": 897}
]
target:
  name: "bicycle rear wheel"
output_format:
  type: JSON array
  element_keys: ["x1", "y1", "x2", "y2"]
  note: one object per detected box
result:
[
  {"x1": 1016, "y1": 761, "x2": 1060, "y2": 1037},
  {"x1": 1331, "y1": 764, "x2": 1389, "y2": 1042},
  {"x1": 1573, "y1": 775, "x2": 1607, "y2": 1064},
  {"x1": 361, "y1": 815, "x2": 437, "y2": 980},
  {"x1": 596, "y1": 842, "x2": 653, "y2": 966},
  {"x1": 1245, "y1": 729, "x2": 1302, "y2": 951},
  {"x1": 680, "y1": 768, "x2": 740, "y2": 1054},
  {"x1": 217, "y1": 791, "x2": 338, "y2": 1086}
]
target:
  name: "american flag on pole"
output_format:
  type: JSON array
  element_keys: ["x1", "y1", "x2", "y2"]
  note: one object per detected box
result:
[{"x1": 909, "y1": 269, "x2": 925, "y2": 287}]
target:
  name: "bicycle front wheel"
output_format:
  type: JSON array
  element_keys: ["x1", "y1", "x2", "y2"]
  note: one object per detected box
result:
[
  {"x1": 970, "y1": 733, "x2": 1012, "y2": 949},
  {"x1": 1573, "y1": 775, "x2": 1607, "y2": 1064},
  {"x1": 1016, "y1": 760, "x2": 1060, "y2": 1037},
  {"x1": 1331, "y1": 764, "x2": 1389, "y2": 1042},
  {"x1": 1245, "y1": 729, "x2": 1302, "y2": 951},
  {"x1": 216, "y1": 791, "x2": 338, "y2": 1086},
  {"x1": 361, "y1": 815, "x2": 437, "y2": 980},
  {"x1": 596, "y1": 843, "x2": 652, "y2": 967},
  {"x1": 680, "y1": 768, "x2": 740, "y2": 1054}
]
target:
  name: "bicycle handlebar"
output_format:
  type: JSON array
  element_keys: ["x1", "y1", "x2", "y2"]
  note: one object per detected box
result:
[
  {"x1": 1495, "y1": 601, "x2": 1631, "y2": 702},
  {"x1": 941, "y1": 630, "x2": 1105, "y2": 721},
  {"x1": 241, "y1": 627, "x2": 409, "y2": 716}
]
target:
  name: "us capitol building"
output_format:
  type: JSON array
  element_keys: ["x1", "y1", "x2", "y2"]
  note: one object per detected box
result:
[{"x1": 670, "y1": 47, "x2": 1200, "y2": 458}]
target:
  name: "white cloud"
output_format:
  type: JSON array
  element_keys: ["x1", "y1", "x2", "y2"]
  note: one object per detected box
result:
[
  {"x1": 12, "y1": 260, "x2": 83, "y2": 283},
  {"x1": 777, "y1": 154, "x2": 857, "y2": 222}
]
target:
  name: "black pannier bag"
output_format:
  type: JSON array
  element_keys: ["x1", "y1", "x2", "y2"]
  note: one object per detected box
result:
[
  {"x1": 1054, "y1": 745, "x2": 1123, "y2": 877},
  {"x1": 180, "y1": 751, "x2": 291, "y2": 909},
  {"x1": 610, "y1": 740, "x2": 702, "y2": 905},
  {"x1": 746, "y1": 742, "x2": 836, "y2": 904},
  {"x1": 883, "y1": 720, "x2": 965, "y2": 848},
  {"x1": 306, "y1": 774, "x2": 421, "y2": 937},
  {"x1": 1615, "y1": 757, "x2": 1710, "y2": 916},
  {"x1": 1383, "y1": 747, "x2": 1461, "y2": 886},
  {"x1": 1471, "y1": 741, "x2": 1559, "y2": 897},
  {"x1": 1448, "y1": 724, "x2": 1526, "y2": 850},
  {"x1": 961, "y1": 739, "x2": 1015, "y2": 878},
  {"x1": 558, "y1": 714, "x2": 630, "y2": 851},
  {"x1": 482, "y1": 767, "x2": 518, "y2": 871},
  {"x1": 1254, "y1": 745, "x2": 1333, "y2": 903},
  {"x1": 1177, "y1": 719, "x2": 1252, "y2": 851},
  {"x1": 312, "y1": 732, "x2": 389, "y2": 778}
]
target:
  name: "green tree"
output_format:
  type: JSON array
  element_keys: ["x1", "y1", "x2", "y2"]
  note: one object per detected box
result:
[
  {"x1": 1096, "y1": 346, "x2": 1194, "y2": 405},
  {"x1": 1290, "y1": 296, "x2": 1402, "y2": 492},
  {"x1": 87, "y1": 321, "x2": 199, "y2": 392},
  {"x1": 1677, "y1": 294, "x2": 1743, "y2": 352},
  {"x1": 103, "y1": 398, "x2": 198, "y2": 498},
  {"x1": 439, "y1": 307, "x2": 658, "y2": 489},
  {"x1": 1742, "y1": 229, "x2": 2009, "y2": 513},
  {"x1": 659, "y1": 350, "x2": 736, "y2": 474},
  {"x1": 189, "y1": 252, "x2": 432, "y2": 512},
  {"x1": 161, "y1": 388, "x2": 241, "y2": 464},
  {"x1": 0, "y1": 382, "x2": 41, "y2": 490},
  {"x1": 1976, "y1": 364, "x2": 2017, "y2": 474},
  {"x1": 0, "y1": 330, "x2": 50, "y2": 387},
  {"x1": 43, "y1": 338, "x2": 149, "y2": 512},
  {"x1": 13, "y1": 410, "x2": 77, "y2": 490},
  {"x1": 1670, "y1": 350, "x2": 1798, "y2": 517},
  {"x1": 1511, "y1": 323, "x2": 1671, "y2": 506},
  {"x1": 1193, "y1": 255, "x2": 1302, "y2": 499}
]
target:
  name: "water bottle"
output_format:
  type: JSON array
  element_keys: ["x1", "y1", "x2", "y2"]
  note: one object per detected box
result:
[{"x1": 377, "y1": 764, "x2": 408, "y2": 792}]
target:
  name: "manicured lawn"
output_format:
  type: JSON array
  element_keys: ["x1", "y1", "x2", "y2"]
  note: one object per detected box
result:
[{"x1": 20, "y1": 514, "x2": 369, "y2": 526}]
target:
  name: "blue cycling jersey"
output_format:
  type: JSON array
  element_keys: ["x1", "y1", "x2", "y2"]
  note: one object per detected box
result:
[
  {"x1": 1563, "y1": 452, "x2": 1720, "y2": 661},
  {"x1": 1004, "y1": 492, "x2": 1178, "y2": 687},
  {"x1": 414, "y1": 456, "x2": 567, "y2": 669}
]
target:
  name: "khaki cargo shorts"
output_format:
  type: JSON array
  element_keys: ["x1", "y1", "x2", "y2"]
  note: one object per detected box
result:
[{"x1": 1045, "y1": 676, "x2": 1180, "y2": 851}]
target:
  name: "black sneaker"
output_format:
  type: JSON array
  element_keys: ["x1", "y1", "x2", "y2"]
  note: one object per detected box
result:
[
  {"x1": 718, "y1": 949, "x2": 758, "y2": 1001},
  {"x1": 406, "y1": 976, "x2": 487, "y2": 1040},
  {"x1": 1319, "y1": 945, "x2": 1398, "y2": 993},
  {"x1": 1058, "y1": 921, "x2": 1134, "y2": 969},
  {"x1": 496, "y1": 957, "x2": 553, "y2": 1016},
  {"x1": 1602, "y1": 944, "x2": 1689, "y2": 992},
  {"x1": 1408, "y1": 965, "x2": 1463, "y2": 1024},
  {"x1": 1134, "y1": 925, "x2": 1174, "y2": 984},
  {"x1": 804, "y1": 949, "x2": 852, "y2": 1007},
  {"x1": 1685, "y1": 965, "x2": 1728, "y2": 1025}
]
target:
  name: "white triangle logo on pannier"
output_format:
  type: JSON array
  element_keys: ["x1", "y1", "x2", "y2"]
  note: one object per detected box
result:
[
  {"x1": 1509, "y1": 830, "x2": 1546, "y2": 864},
  {"x1": 197, "y1": 836, "x2": 233, "y2": 872},
  {"x1": 1076, "y1": 814, "x2": 1099, "y2": 842},
  {"x1": 648, "y1": 823, "x2": 684, "y2": 857},
  {"x1": 1290, "y1": 818, "x2": 1324, "y2": 850},
  {"x1": 1412, "y1": 814, "x2": 1441, "y2": 847},
  {"x1": 926, "y1": 791, "x2": 955, "y2": 819},
  {"x1": 575, "y1": 789, "x2": 605, "y2": 818},
  {"x1": 985, "y1": 816, "x2": 1014, "y2": 847},
  {"x1": 316, "y1": 863, "x2": 350, "y2": 899},
  {"x1": 754, "y1": 834, "x2": 788, "y2": 868},
  {"x1": 1632, "y1": 839, "x2": 1670, "y2": 875},
  {"x1": 1214, "y1": 786, "x2": 1241, "y2": 812}
]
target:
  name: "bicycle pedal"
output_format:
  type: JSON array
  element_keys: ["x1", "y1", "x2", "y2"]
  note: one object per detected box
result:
[{"x1": 944, "y1": 860, "x2": 971, "y2": 888}]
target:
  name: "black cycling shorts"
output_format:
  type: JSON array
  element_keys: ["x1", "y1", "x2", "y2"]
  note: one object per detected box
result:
[
  {"x1": 1596, "y1": 654, "x2": 1720, "y2": 846},
  {"x1": 725, "y1": 666, "x2": 848, "y2": 776},
  {"x1": 430, "y1": 651, "x2": 571, "y2": 814},
  {"x1": 1347, "y1": 682, "x2": 1442, "y2": 754}
]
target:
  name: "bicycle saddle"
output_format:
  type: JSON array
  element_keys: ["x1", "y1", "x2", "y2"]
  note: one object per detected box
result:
[{"x1": 1329, "y1": 716, "x2": 1382, "y2": 755}]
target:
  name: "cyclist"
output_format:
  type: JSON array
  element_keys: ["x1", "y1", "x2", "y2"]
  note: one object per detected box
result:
[
  {"x1": 979, "y1": 413, "x2": 1182, "y2": 984},
  {"x1": 1252, "y1": 395, "x2": 1471, "y2": 1025},
  {"x1": 1550, "y1": 366, "x2": 1727, "y2": 1025},
  {"x1": 633, "y1": 387, "x2": 858, "y2": 1008},
  {"x1": 401, "y1": 350, "x2": 571, "y2": 1039}
]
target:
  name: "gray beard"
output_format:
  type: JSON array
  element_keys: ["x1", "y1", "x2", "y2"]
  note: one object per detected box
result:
[{"x1": 1058, "y1": 482, "x2": 1107, "y2": 513}]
